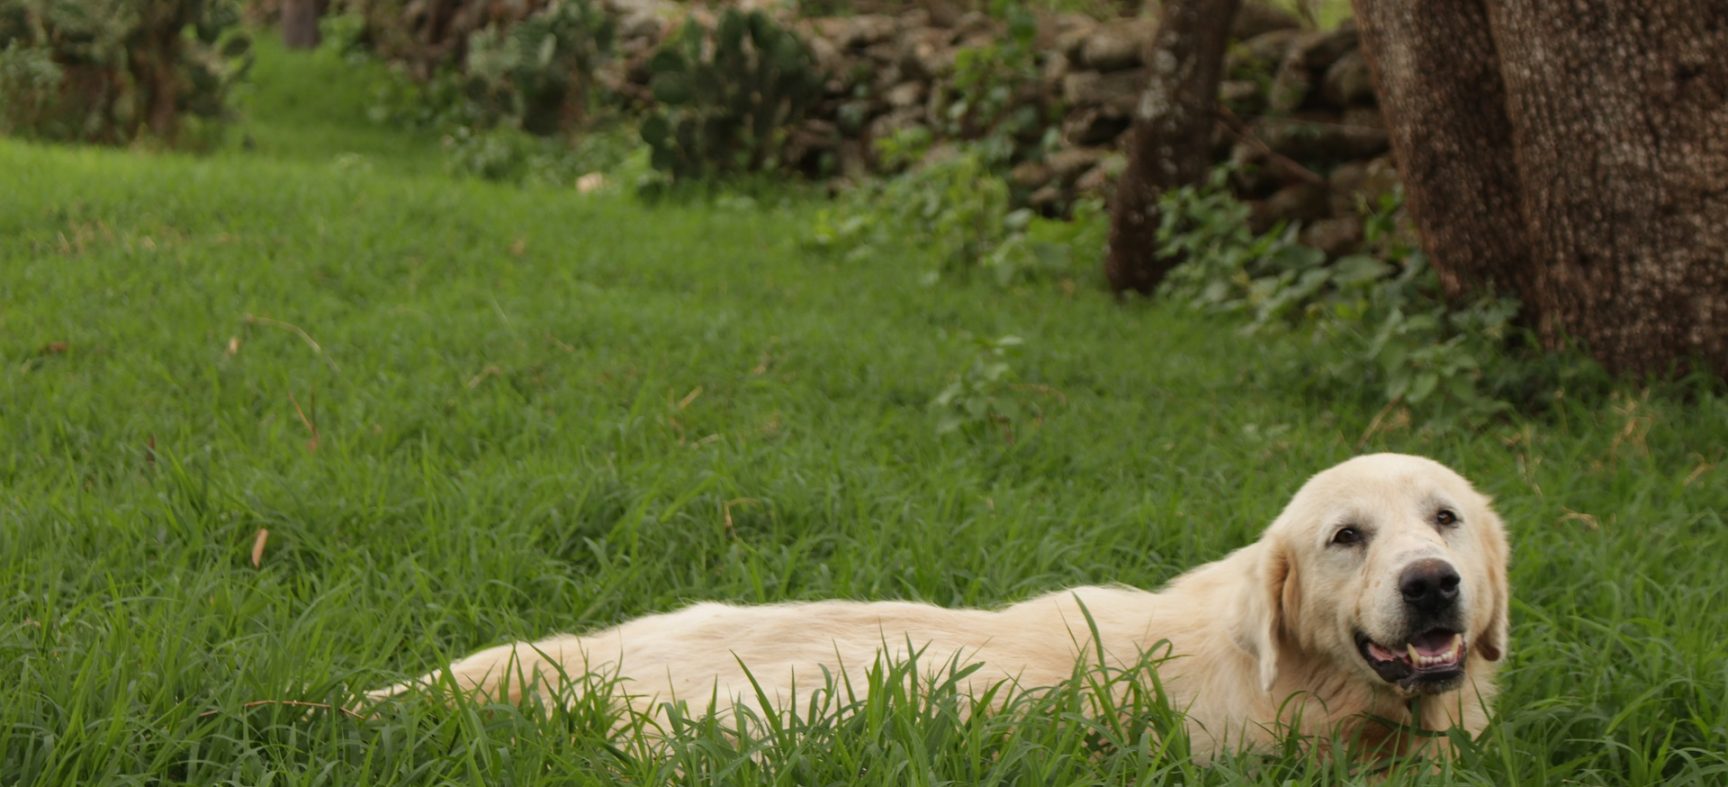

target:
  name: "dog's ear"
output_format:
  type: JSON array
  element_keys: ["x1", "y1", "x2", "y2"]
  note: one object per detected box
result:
[
  {"x1": 1232, "y1": 538, "x2": 1295, "y2": 692},
  {"x1": 1476, "y1": 505, "x2": 1511, "y2": 662}
]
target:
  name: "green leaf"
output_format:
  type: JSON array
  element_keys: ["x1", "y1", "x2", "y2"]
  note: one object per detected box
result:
[
  {"x1": 1408, "y1": 372, "x2": 1438, "y2": 404},
  {"x1": 649, "y1": 71, "x2": 693, "y2": 105},
  {"x1": 1330, "y1": 254, "x2": 1393, "y2": 286}
]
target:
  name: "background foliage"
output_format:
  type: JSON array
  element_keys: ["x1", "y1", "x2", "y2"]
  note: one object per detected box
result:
[
  {"x1": 2, "y1": 6, "x2": 1725, "y2": 785},
  {"x1": 0, "y1": 0, "x2": 252, "y2": 145}
]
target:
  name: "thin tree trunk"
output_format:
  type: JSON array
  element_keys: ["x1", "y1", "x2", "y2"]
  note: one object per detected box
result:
[
  {"x1": 1355, "y1": 0, "x2": 1728, "y2": 377},
  {"x1": 282, "y1": 0, "x2": 323, "y2": 50},
  {"x1": 1106, "y1": 0, "x2": 1242, "y2": 295}
]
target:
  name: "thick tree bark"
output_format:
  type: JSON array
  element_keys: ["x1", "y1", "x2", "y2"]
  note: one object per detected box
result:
[
  {"x1": 1351, "y1": 0, "x2": 1529, "y2": 300},
  {"x1": 282, "y1": 0, "x2": 323, "y2": 50},
  {"x1": 1355, "y1": 0, "x2": 1728, "y2": 377},
  {"x1": 1105, "y1": 0, "x2": 1242, "y2": 295}
]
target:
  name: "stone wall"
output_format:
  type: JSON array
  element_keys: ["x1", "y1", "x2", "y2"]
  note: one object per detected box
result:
[
  {"x1": 600, "y1": 3, "x2": 1399, "y2": 257},
  {"x1": 357, "y1": 1, "x2": 1401, "y2": 258}
]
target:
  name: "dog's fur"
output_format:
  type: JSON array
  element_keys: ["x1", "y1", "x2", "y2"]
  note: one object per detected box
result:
[{"x1": 369, "y1": 453, "x2": 1509, "y2": 760}]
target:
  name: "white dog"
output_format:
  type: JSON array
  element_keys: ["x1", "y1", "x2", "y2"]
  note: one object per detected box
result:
[{"x1": 369, "y1": 453, "x2": 1509, "y2": 761}]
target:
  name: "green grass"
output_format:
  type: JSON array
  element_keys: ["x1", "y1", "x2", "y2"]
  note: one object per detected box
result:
[{"x1": 3, "y1": 35, "x2": 1727, "y2": 786}]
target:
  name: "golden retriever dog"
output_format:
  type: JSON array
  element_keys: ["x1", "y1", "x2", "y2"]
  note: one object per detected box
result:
[{"x1": 368, "y1": 453, "x2": 1509, "y2": 761}]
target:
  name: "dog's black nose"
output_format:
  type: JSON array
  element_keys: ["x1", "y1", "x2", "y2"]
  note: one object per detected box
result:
[{"x1": 1399, "y1": 559, "x2": 1461, "y2": 616}]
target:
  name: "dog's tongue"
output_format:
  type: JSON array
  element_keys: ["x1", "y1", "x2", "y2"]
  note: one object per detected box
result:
[{"x1": 1411, "y1": 629, "x2": 1458, "y2": 657}]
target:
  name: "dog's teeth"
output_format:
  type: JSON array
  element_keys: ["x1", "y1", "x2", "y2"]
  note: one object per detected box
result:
[{"x1": 1407, "y1": 643, "x2": 1420, "y2": 663}]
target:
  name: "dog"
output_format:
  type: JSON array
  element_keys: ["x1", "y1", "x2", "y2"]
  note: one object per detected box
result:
[{"x1": 367, "y1": 453, "x2": 1509, "y2": 761}]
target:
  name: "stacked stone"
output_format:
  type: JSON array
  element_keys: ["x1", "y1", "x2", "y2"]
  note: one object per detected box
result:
[{"x1": 581, "y1": 2, "x2": 1403, "y2": 257}]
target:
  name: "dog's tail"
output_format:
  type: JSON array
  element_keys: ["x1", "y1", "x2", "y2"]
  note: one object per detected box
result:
[{"x1": 362, "y1": 637, "x2": 582, "y2": 708}]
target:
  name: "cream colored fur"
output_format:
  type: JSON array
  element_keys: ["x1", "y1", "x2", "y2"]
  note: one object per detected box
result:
[{"x1": 367, "y1": 453, "x2": 1510, "y2": 761}]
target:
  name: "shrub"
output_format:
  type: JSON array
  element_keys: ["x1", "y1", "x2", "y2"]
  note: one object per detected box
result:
[
  {"x1": 443, "y1": 122, "x2": 640, "y2": 186},
  {"x1": 1156, "y1": 168, "x2": 1605, "y2": 427},
  {"x1": 931, "y1": 334, "x2": 1046, "y2": 442},
  {"x1": 0, "y1": 0, "x2": 250, "y2": 145},
  {"x1": 810, "y1": 146, "x2": 1100, "y2": 287},
  {"x1": 639, "y1": 9, "x2": 825, "y2": 181},
  {"x1": 931, "y1": 0, "x2": 1056, "y2": 167}
]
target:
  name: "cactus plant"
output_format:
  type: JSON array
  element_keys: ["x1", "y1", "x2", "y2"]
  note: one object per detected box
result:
[
  {"x1": 462, "y1": 0, "x2": 613, "y2": 135},
  {"x1": 639, "y1": 9, "x2": 825, "y2": 181}
]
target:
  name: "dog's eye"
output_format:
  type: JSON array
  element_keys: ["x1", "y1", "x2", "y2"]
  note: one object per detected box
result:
[
  {"x1": 1436, "y1": 509, "x2": 1459, "y2": 527},
  {"x1": 1331, "y1": 527, "x2": 1363, "y2": 546}
]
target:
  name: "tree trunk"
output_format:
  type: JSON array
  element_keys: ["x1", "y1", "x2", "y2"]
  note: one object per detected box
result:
[
  {"x1": 129, "y1": 7, "x2": 193, "y2": 143},
  {"x1": 1105, "y1": 0, "x2": 1242, "y2": 295},
  {"x1": 282, "y1": 0, "x2": 322, "y2": 50},
  {"x1": 1355, "y1": 0, "x2": 1728, "y2": 377}
]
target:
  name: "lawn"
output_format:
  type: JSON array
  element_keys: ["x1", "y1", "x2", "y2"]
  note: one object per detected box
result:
[{"x1": 2, "y1": 38, "x2": 1726, "y2": 786}]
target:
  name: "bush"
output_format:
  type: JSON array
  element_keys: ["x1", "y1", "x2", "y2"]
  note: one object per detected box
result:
[
  {"x1": 811, "y1": 146, "x2": 1102, "y2": 288},
  {"x1": 931, "y1": 0, "x2": 1056, "y2": 168},
  {"x1": 1156, "y1": 168, "x2": 1606, "y2": 427},
  {"x1": 442, "y1": 122, "x2": 640, "y2": 186},
  {"x1": 640, "y1": 9, "x2": 825, "y2": 181},
  {"x1": 0, "y1": 0, "x2": 250, "y2": 145}
]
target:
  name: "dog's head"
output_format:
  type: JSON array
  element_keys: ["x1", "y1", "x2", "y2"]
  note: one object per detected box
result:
[{"x1": 1234, "y1": 454, "x2": 1510, "y2": 696}]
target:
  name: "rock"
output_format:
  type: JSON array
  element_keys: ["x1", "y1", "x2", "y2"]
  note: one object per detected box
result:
[
  {"x1": 1364, "y1": 156, "x2": 1400, "y2": 185},
  {"x1": 953, "y1": 11, "x2": 994, "y2": 38},
  {"x1": 1232, "y1": 1, "x2": 1303, "y2": 40},
  {"x1": 1064, "y1": 107, "x2": 1131, "y2": 146},
  {"x1": 1081, "y1": 28, "x2": 1145, "y2": 72},
  {"x1": 837, "y1": 139, "x2": 870, "y2": 179},
  {"x1": 623, "y1": 48, "x2": 655, "y2": 87},
  {"x1": 862, "y1": 40, "x2": 900, "y2": 65},
  {"x1": 1300, "y1": 216, "x2": 1364, "y2": 257},
  {"x1": 1053, "y1": 12, "x2": 1097, "y2": 37},
  {"x1": 813, "y1": 14, "x2": 899, "y2": 51},
  {"x1": 1219, "y1": 79, "x2": 1263, "y2": 114},
  {"x1": 1011, "y1": 160, "x2": 1055, "y2": 190},
  {"x1": 1058, "y1": 22, "x2": 1096, "y2": 66},
  {"x1": 1266, "y1": 182, "x2": 1331, "y2": 222},
  {"x1": 1038, "y1": 12, "x2": 1092, "y2": 51},
  {"x1": 603, "y1": 0, "x2": 675, "y2": 40},
  {"x1": 1029, "y1": 184, "x2": 1066, "y2": 213},
  {"x1": 1246, "y1": 200, "x2": 1276, "y2": 234},
  {"x1": 1231, "y1": 28, "x2": 1303, "y2": 73},
  {"x1": 1256, "y1": 115, "x2": 1389, "y2": 162},
  {"x1": 1321, "y1": 50, "x2": 1375, "y2": 107},
  {"x1": 1267, "y1": 55, "x2": 1314, "y2": 113},
  {"x1": 898, "y1": 27, "x2": 953, "y2": 80},
  {"x1": 865, "y1": 107, "x2": 926, "y2": 149},
  {"x1": 924, "y1": 0, "x2": 966, "y2": 28},
  {"x1": 885, "y1": 81, "x2": 925, "y2": 109},
  {"x1": 1075, "y1": 160, "x2": 1120, "y2": 200},
  {"x1": 1041, "y1": 49, "x2": 1071, "y2": 87},
  {"x1": 911, "y1": 39, "x2": 956, "y2": 80},
  {"x1": 1229, "y1": 143, "x2": 1285, "y2": 197},
  {"x1": 805, "y1": 33, "x2": 845, "y2": 78},
  {"x1": 1327, "y1": 160, "x2": 1369, "y2": 214},
  {"x1": 1047, "y1": 147, "x2": 1107, "y2": 184},
  {"x1": 615, "y1": 12, "x2": 663, "y2": 43},
  {"x1": 1290, "y1": 22, "x2": 1358, "y2": 71},
  {"x1": 1062, "y1": 69, "x2": 1147, "y2": 115},
  {"x1": 1342, "y1": 105, "x2": 1386, "y2": 130}
]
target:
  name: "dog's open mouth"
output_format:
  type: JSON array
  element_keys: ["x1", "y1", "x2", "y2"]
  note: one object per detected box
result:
[{"x1": 1356, "y1": 628, "x2": 1466, "y2": 691}]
